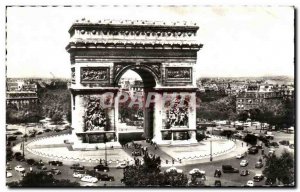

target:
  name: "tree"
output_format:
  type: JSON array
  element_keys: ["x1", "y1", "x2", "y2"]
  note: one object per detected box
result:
[
  {"x1": 18, "y1": 172, "x2": 79, "y2": 187},
  {"x1": 237, "y1": 111, "x2": 248, "y2": 122},
  {"x1": 263, "y1": 150, "x2": 294, "y2": 185},
  {"x1": 51, "y1": 112, "x2": 63, "y2": 124},
  {"x1": 123, "y1": 153, "x2": 188, "y2": 187}
]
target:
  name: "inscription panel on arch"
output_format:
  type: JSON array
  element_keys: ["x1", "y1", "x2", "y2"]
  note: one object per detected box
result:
[
  {"x1": 165, "y1": 67, "x2": 192, "y2": 83},
  {"x1": 80, "y1": 67, "x2": 110, "y2": 85}
]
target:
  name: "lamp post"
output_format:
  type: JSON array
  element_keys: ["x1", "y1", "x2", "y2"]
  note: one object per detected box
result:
[
  {"x1": 104, "y1": 134, "x2": 108, "y2": 166},
  {"x1": 210, "y1": 140, "x2": 213, "y2": 162}
]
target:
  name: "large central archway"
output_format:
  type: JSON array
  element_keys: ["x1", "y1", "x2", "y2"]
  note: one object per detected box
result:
[{"x1": 66, "y1": 19, "x2": 203, "y2": 149}]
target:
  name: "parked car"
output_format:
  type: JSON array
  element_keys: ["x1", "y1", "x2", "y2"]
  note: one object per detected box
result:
[
  {"x1": 214, "y1": 180, "x2": 221, "y2": 186},
  {"x1": 15, "y1": 165, "x2": 25, "y2": 172},
  {"x1": 49, "y1": 161, "x2": 63, "y2": 166},
  {"x1": 80, "y1": 175, "x2": 98, "y2": 183},
  {"x1": 51, "y1": 168, "x2": 61, "y2": 175},
  {"x1": 166, "y1": 167, "x2": 183, "y2": 174},
  {"x1": 240, "y1": 160, "x2": 249, "y2": 167},
  {"x1": 116, "y1": 162, "x2": 127, "y2": 169},
  {"x1": 6, "y1": 171, "x2": 12, "y2": 178},
  {"x1": 253, "y1": 174, "x2": 264, "y2": 182},
  {"x1": 255, "y1": 161, "x2": 263, "y2": 168},
  {"x1": 73, "y1": 171, "x2": 86, "y2": 178},
  {"x1": 99, "y1": 174, "x2": 115, "y2": 181},
  {"x1": 240, "y1": 170, "x2": 250, "y2": 176},
  {"x1": 222, "y1": 165, "x2": 239, "y2": 173},
  {"x1": 71, "y1": 163, "x2": 85, "y2": 170},
  {"x1": 94, "y1": 164, "x2": 109, "y2": 172},
  {"x1": 246, "y1": 180, "x2": 254, "y2": 187}
]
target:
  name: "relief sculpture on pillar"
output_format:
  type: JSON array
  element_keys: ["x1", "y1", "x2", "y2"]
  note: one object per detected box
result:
[
  {"x1": 82, "y1": 96, "x2": 110, "y2": 132},
  {"x1": 164, "y1": 95, "x2": 190, "y2": 129}
]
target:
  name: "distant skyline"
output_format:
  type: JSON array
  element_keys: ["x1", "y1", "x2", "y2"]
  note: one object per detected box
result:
[{"x1": 6, "y1": 6, "x2": 294, "y2": 78}]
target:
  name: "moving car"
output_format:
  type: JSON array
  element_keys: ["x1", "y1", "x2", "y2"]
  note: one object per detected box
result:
[
  {"x1": 240, "y1": 170, "x2": 250, "y2": 176},
  {"x1": 71, "y1": 163, "x2": 85, "y2": 170},
  {"x1": 189, "y1": 169, "x2": 206, "y2": 180},
  {"x1": 253, "y1": 174, "x2": 264, "y2": 182},
  {"x1": 6, "y1": 165, "x2": 12, "y2": 170},
  {"x1": 265, "y1": 178, "x2": 274, "y2": 186},
  {"x1": 214, "y1": 180, "x2": 221, "y2": 186},
  {"x1": 214, "y1": 169, "x2": 222, "y2": 177},
  {"x1": 49, "y1": 161, "x2": 63, "y2": 166},
  {"x1": 248, "y1": 146, "x2": 259, "y2": 154},
  {"x1": 255, "y1": 161, "x2": 263, "y2": 168},
  {"x1": 166, "y1": 167, "x2": 183, "y2": 174},
  {"x1": 116, "y1": 162, "x2": 127, "y2": 169},
  {"x1": 279, "y1": 140, "x2": 290, "y2": 146},
  {"x1": 240, "y1": 160, "x2": 248, "y2": 167},
  {"x1": 93, "y1": 164, "x2": 109, "y2": 172},
  {"x1": 51, "y1": 168, "x2": 61, "y2": 175},
  {"x1": 26, "y1": 159, "x2": 36, "y2": 165},
  {"x1": 98, "y1": 174, "x2": 115, "y2": 181},
  {"x1": 270, "y1": 142, "x2": 279, "y2": 148},
  {"x1": 14, "y1": 165, "x2": 25, "y2": 172},
  {"x1": 6, "y1": 171, "x2": 12, "y2": 178},
  {"x1": 80, "y1": 175, "x2": 98, "y2": 183},
  {"x1": 37, "y1": 165, "x2": 47, "y2": 170},
  {"x1": 235, "y1": 153, "x2": 245, "y2": 159},
  {"x1": 73, "y1": 171, "x2": 86, "y2": 178},
  {"x1": 246, "y1": 180, "x2": 254, "y2": 187},
  {"x1": 222, "y1": 165, "x2": 239, "y2": 173}
]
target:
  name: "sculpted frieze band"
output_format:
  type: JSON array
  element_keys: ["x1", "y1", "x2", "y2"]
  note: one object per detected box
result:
[
  {"x1": 165, "y1": 67, "x2": 192, "y2": 82},
  {"x1": 80, "y1": 67, "x2": 109, "y2": 83}
]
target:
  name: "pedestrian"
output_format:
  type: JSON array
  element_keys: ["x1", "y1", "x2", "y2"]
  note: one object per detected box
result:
[
  {"x1": 30, "y1": 167, "x2": 33, "y2": 172},
  {"x1": 166, "y1": 160, "x2": 168, "y2": 164},
  {"x1": 172, "y1": 159, "x2": 175, "y2": 164}
]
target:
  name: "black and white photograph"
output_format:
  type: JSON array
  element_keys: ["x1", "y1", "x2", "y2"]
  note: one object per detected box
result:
[{"x1": 5, "y1": 5, "x2": 295, "y2": 188}]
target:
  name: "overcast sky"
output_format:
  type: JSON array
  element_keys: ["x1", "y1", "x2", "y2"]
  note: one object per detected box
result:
[{"x1": 6, "y1": 6, "x2": 294, "y2": 78}]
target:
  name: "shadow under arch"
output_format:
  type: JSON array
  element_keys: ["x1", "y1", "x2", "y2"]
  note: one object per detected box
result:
[{"x1": 113, "y1": 64, "x2": 159, "y2": 88}]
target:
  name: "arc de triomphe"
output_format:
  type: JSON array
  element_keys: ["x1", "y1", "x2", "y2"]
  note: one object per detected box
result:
[{"x1": 66, "y1": 19, "x2": 203, "y2": 149}]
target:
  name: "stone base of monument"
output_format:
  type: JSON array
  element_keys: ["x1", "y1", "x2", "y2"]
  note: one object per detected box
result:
[
  {"x1": 154, "y1": 139, "x2": 198, "y2": 146},
  {"x1": 72, "y1": 142, "x2": 122, "y2": 151}
]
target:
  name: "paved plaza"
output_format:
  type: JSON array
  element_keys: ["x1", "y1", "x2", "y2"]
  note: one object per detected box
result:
[{"x1": 11, "y1": 132, "x2": 251, "y2": 168}]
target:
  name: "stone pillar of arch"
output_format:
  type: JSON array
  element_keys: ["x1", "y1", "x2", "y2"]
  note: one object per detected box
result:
[{"x1": 66, "y1": 19, "x2": 203, "y2": 149}]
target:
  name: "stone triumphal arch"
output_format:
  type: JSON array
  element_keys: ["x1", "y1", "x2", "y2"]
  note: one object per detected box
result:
[{"x1": 66, "y1": 19, "x2": 203, "y2": 149}]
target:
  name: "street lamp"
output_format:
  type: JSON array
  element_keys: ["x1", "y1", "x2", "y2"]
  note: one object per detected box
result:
[
  {"x1": 104, "y1": 134, "x2": 108, "y2": 166},
  {"x1": 210, "y1": 140, "x2": 213, "y2": 162}
]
